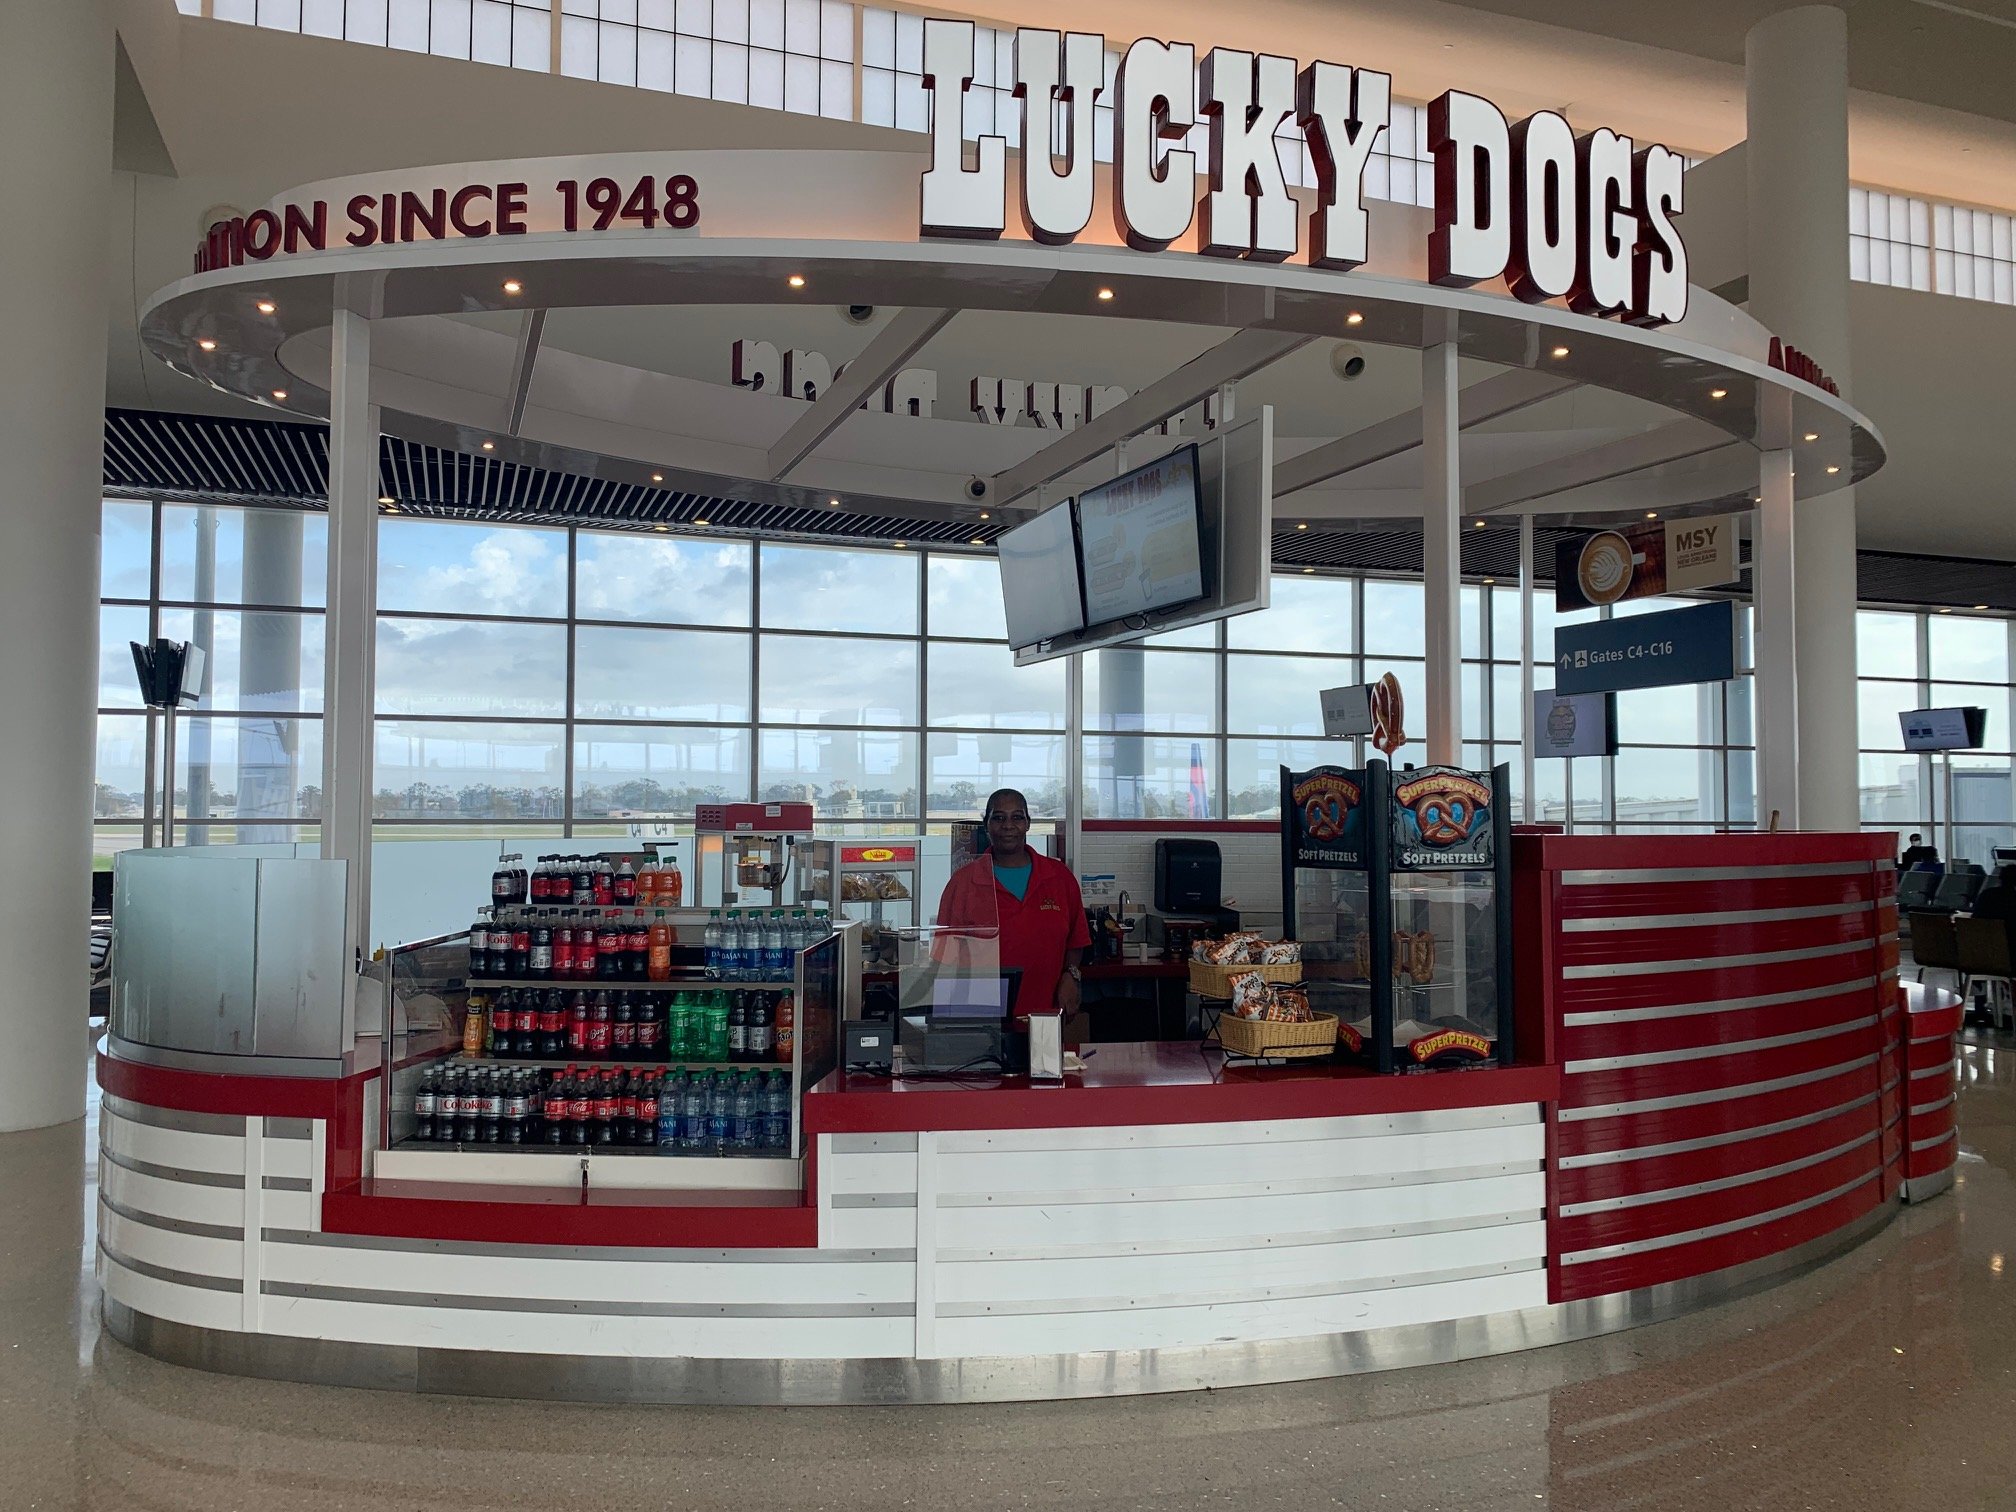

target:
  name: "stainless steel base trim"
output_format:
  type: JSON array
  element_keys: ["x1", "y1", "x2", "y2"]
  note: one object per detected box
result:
[
  {"x1": 1562, "y1": 975, "x2": 1879, "y2": 1029},
  {"x1": 1903, "y1": 1169, "x2": 1956, "y2": 1203},
  {"x1": 258, "y1": 1281, "x2": 910, "y2": 1319},
  {"x1": 100, "y1": 1095, "x2": 245, "y2": 1137},
  {"x1": 98, "y1": 1202, "x2": 1898, "y2": 1406},
  {"x1": 1559, "y1": 1091, "x2": 1880, "y2": 1169}
]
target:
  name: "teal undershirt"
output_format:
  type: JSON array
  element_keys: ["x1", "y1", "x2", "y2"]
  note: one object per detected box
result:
[{"x1": 994, "y1": 859, "x2": 1033, "y2": 901}]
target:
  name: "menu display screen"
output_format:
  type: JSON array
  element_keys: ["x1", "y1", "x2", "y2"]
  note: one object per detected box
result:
[
  {"x1": 1074, "y1": 445, "x2": 1205, "y2": 625},
  {"x1": 998, "y1": 503, "x2": 1087, "y2": 650}
]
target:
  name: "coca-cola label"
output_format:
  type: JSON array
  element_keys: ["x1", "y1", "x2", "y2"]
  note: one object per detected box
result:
[
  {"x1": 530, "y1": 945, "x2": 553, "y2": 973},
  {"x1": 504, "y1": 1093, "x2": 528, "y2": 1118},
  {"x1": 414, "y1": 1088, "x2": 437, "y2": 1115},
  {"x1": 482, "y1": 1091, "x2": 503, "y2": 1117},
  {"x1": 540, "y1": 1008, "x2": 565, "y2": 1033},
  {"x1": 492, "y1": 874, "x2": 512, "y2": 898},
  {"x1": 598, "y1": 932, "x2": 620, "y2": 956},
  {"x1": 569, "y1": 1094, "x2": 591, "y2": 1122},
  {"x1": 567, "y1": 1021, "x2": 588, "y2": 1052},
  {"x1": 594, "y1": 1093, "x2": 617, "y2": 1120},
  {"x1": 470, "y1": 926, "x2": 490, "y2": 952}
]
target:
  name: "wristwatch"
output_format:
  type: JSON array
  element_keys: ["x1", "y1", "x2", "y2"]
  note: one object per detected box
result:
[{"x1": 1063, "y1": 965, "x2": 1082, "y2": 982}]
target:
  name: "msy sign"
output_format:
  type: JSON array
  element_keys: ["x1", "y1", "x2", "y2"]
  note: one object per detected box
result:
[{"x1": 917, "y1": 20, "x2": 1688, "y2": 326}]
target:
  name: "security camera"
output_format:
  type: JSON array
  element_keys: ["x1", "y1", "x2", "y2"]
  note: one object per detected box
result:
[
  {"x1": 1330, "y1": 342, "x2": 1367, "y2": 381},
  {"x1": 841, "y1": 304, "x2": 878, "y2": 325},
  {"x1": 965, "y1": 475, "x2": 992, "y2": 502}
]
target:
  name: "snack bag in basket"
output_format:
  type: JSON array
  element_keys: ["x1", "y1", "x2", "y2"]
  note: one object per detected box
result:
[
  {"x1": 1261, "y1": 940, "x2": 1302, "y2": 965},
  {"x1": 1229, "y1": 971, "x2": 1273, "y2": 1020}
]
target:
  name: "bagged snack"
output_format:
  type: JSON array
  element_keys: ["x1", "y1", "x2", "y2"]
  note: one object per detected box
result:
[
  {"x1": 1223, "y1": 932, "x2": 1266, "y2": 964},
  {"x1": 1261, "y1": 940, "x2": 1302, "y2": 965},
  {"x1": 1270, "y1": 985, "x2": 1313, "y2": 1022},
  {"x1": 1229, "y1": 971, "x2": 1273, "y2": 1020}
]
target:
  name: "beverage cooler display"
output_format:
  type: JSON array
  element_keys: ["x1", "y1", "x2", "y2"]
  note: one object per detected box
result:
[
  {"x1": 1279, "y1": 761, "x2": 1515, "y2": 1072},
  {"x1": 379, "y1": 850, "x2": 851, "y2": 1164}
]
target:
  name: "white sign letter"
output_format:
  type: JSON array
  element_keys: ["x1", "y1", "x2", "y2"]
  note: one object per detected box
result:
[
  {"x1": 1428, "y1": 90, "x2": 1512, "y2": 287},
  {"x1": 1571, "y1": 128, "x2": 1636, "y2": 316},
  {"x1": 1198, "y1": 48, "x2": 1298, "y2": 261},
  {"x1": 1507, "y1": 110, "x2": 1578, "y2": 304},
  {"x1": 1297, "y1": 62, "x2": 1389, "y2": 271},
  {"x1": 920, "y1": 19, "x2": 1007, "y2": 238},
  {"x1": 1113, "y1": 38, "x2": 1197, "y2": 252},
  {"x1": 1014, "y1": 29, "x2": 1105, "y2": 245},
  {"x1": 731, "y1": 338, "x2": 783, "y2": 394},
  {"x1": 1630, "y1": 144, "x2": 1687, "y2": 326}
]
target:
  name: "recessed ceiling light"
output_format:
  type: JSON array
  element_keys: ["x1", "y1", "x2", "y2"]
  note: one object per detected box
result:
[
  {"x1": 271, "y1": 389, "x2": 287, "y2": 400},
  {"x1": 480, "y1": 440, "x2": 495, "y2": 451},
  {"x1": 651, "y1": 472, "x2": 664, "y2": 482},
  {"x1": 969, "y1": 537, "x2": 985, "y2": 545},
  {"x1": 829, "y1": 497, "x2": 841, "y2": 507},
  {"x1": 978, "y1": 511, "x2": 990, "y2": 520},
  {"x1": 197, "y1": 338, "x2": 217, "y2": 351},
  {"x1": 894, "y1": 541, "x2": 908, "y2": 549},
  {"x1": 1974, "y1": 604, "x2": 1989, "y2": 611},
  {"x1": 377, "y1": 494, "x2": 394, "y2": 505},
  {"x1": 1709, "y1": 388, "x2": 1727, "y2": 399},
  {"x1": 1826, "y1": 464, "x2": 1841, "y2": 474},
  {"x1": 1646, "y1": 511, "x2": 1659, "y2": 519},
  {"x1": 654, "y1": 524, "x2": 668, "y2": 533},
  {"x1": 1346, "y1": 311, "x2": 1364, "y2": 326},
  {"x1": 256, "y1": 300, "x2": 277, "y2": 315},
  {"x1": 1939, "y1": 607, "x2": 1953, "y2": 614},
  {"x1": 787, "y1": 275, "x2": 806, "y2": 288},
  {"x1": 1482, "y1": 577, "x2": 1496, "y2": 584},
  {"x1": 502, "y1": 279, "x2": 523, "y2": 295},
  {"x1": 1302, "y1": 567, "x2": 1315, "y2": 574},
  {"x1": 1295, "y1": 522, "x2": 1308, "y2": 531},
  {"x1": 1804, "y1": 432, "x2": 1819, "y2": 442},
  {"x1": 1473, "y1": 519, "x2": 1486, "y2": 529},
  {"x1": 693, "y1": 517, "x2": 711, "y2": 526},
  {"x1": 1550, "y1": 345, "x2": 1569, "y2": 358},
  {"x1": 1097, "y1": 288, "x2": 1115, "y2": 301}
]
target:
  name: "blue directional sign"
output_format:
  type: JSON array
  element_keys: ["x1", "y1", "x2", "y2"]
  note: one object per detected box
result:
[{"x1": 1554, "y1": 600, "x2": 1737, "y2": 696}]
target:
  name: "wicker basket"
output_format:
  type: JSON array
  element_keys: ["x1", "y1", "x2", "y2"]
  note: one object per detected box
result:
[
  {"x1": 1187, "y1": 958, "x2": 1303, "y2": 1000},
  {"x1": 1214, "y1": 1010, "x2": 1338, "y2": 1059}
]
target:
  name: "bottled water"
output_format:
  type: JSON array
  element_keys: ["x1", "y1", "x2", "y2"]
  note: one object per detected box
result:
[
  {"x1": 731, "y1": 1072, "x2": 757, "y2": 1150},
  {"x1": 703, "y1": 911, "x2": 723, "y2": 980},
  {"x1": 732, "y1": 912, "x2": 756, "y2": 982},
  {"x1": 762, "y1": 1071, "x2": 791, "y2": 1150},
  {"x1": 707, "y1": 1071, "x2": 733, "y2": 1150},
  {"x1": 678, "y1": 1073, "x2": 707, "y2": 1150},
  {"x1": 657, "y1": 1071, "x2": 684, "y2": 1148},
  {"x1": 763, "y1": 912, "x2": 788, "y2": 980}
]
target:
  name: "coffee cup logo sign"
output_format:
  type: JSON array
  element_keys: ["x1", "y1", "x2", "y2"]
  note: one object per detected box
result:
[{"x1": 918, "y1": 20, "x2": 1687, "y2": 326}]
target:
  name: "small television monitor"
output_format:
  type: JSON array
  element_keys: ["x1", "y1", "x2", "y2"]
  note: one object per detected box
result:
[
  {"x1": 1900, "y1": 706, "x2": 1987, "y2": 752},
  {"x1": 998, "y1": 503, "x2": 1087, "y2": 650},
  {"x1": 1073, "y1": 443, "x2": 1207, "y2": 626}
]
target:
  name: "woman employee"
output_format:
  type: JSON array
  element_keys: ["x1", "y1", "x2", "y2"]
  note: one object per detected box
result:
[{"x1": 935, "y1": 788, "x2": 1090, "y2": 1029}]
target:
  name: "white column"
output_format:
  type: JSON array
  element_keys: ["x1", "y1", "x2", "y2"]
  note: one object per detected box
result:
[
  {"x1": 1746, "y1": 5, "x2": 1859, "y2": 830},
  {"x1": 1754, "y1": 449, "x2": 1800, "y2": 829},
  {"x1": 1421, "y1": 344, "x2": 1461, "y2": 766},
  {"x1": 1519, "y1": 513, "x2": 1536, "y2": 820},
  {"x1": 0, "y1": 0, "x2": 112, "y2": 1133},
  {"x1": 322, "y1": 305, "x2": 379, "y2": 991}
]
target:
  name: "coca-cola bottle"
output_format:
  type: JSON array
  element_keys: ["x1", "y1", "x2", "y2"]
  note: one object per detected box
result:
[
  {"x1": 412, "y1": 1069, "x2": 438, "y2": 1144},
  {"x1": 614, "y1": 858, "x2": 638, "y2": 905},
  {"x1": 487, "y1": 993, "x2": 514, "y2": 1059},
  {"x1": 468, "y1": 910, "x2": 492, "y2": 982},
  {"x1": 529, "y1": 914, "x2": 553, "y2": 980},
  {"x1": 537, "y1": 991, "x2": 564, "y2": 1059},
  {"x1": 592, "y1": 1071, "x2": 617, "y2": 1145},
  {"x1": 635, "y1": 1072, "x2": 661, "y2": 1148},
  {"x1": 543, "y1": 1070, "x2": 566, "y2": 1145},
  {"x1": 491, "y1": 854, "x2": 517, "y2": 909},
  {"x1": 625, "y1": 912, "x2": 649, "y2": 980},
  {"x1": 568, "y1": 1070, "x2": 593, "y2": 1146},
  {"x1": 613, "y1": 994, "x2": 637, "y2": 1060},
  {"x1": 617, "y1": 1071, "x2": 639, "y2": 1144},
  {"x1": 572, "y1": 856, "x2": 595, "y2": 908},
  {"x1": 509, "y1": 913, "x2": 531, "y2": 979}
]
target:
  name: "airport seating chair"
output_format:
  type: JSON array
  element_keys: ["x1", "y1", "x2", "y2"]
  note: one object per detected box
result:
[
  {"x1": 1912, "y1": 910, "x2": 1963, "y2": 997},
  {"x1": 1955, "y1": 915, "x2": 2016, "y2": 1031},
  {"x1": 1896, "y1": 870, "x2": 1938, "y2": 911}
]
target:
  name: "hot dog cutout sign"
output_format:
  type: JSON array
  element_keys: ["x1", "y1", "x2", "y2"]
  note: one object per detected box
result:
[{"x1": 1390, "y1": 767, "x2": 1496, "y2": 870}]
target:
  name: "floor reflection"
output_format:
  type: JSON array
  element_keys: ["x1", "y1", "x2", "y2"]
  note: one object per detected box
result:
[{"x1": 8, "y1": 1030, "x2": 2011, "y2": 1511}]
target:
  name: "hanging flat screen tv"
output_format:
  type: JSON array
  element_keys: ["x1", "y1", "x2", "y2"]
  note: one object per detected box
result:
[{"x1": 1072, "y1": 443, "x2": 1207, "y2": 626}]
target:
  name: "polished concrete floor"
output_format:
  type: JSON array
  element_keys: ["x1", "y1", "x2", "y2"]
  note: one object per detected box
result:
[{"x1": 7, "y1": 1033, "x2": 2016, "y2": 1512}]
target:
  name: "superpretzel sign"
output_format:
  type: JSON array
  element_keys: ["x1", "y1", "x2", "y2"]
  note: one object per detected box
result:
[{"x1": 918, "y1": 20, "x2": 1689, "y2": 326}]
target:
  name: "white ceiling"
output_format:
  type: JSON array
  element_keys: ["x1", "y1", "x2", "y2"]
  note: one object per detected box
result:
[{"x1": 108, "y1": 7, "x2": 2016, "y2": 558}]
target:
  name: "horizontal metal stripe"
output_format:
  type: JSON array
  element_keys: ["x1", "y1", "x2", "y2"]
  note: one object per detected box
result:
[
  {"x1": 1563, "y1": 974, "x2": 1880, "y2": 1028},
  {"x1": 262, "y1": 1116, "x2": 314, "y2": 1141},
  {"x1": 99, "y1": 1095, "x2": 246, "y2": 1137},
  {"x1": 1557, "y1": 1091, "x2": 1880, "y2": 1169},
  {"x1": 1910, "y1": 1093, "x2": 1955, "y2": 1117},
  {"x1": 933, "y1": 1209, "x2": 1548, "y2": 1265},
  {"x1": 935, "y1": 1161, "x2": 1541, "y2": 1208},
  {"x1": 1557, "y1": 1131, "x2": 1878, "y2": 1217},
  {"x1": 102, "y1": 1192, "x2": 246, "y2": 1243},
  {"x1": 1559, "y1": 1053, "x2": 1880, "y2": 1122},
  {"x1": 1566, "y1": 1015, "x2": 1878, "y2": 1074},
  {"x1": 933, "y1": 1258, "x2": 1544, "y2": 1319},
  {"x1": 101, "y1": 1147, "x2": 244, "y2": 1189},
  {"x1": 1561, "y1": 862, "x2": 1873, "y2": 886},
  {"x1": 1910, "y1": 1129, "x2": 1957, "y2": 1153},
  {"x1": 1562, "y1": 900, "x2": 1874, "y2": 933},
  {"x1": 1563, "y1": 937, "x2": 1874, "y2": 980},
  {"x1": 263, "y1": 1176, "x2": 312, "y2": 1192},
  {"x1": 831, "y1": 1193, "x2": 917, "y2": 1209},
  {"x1": 830, "y1": 1133, "x2": 917, "y2": 1155},
  {"x1": 1559, "y1": 1168, "x2": 1881, "y2": 1266},
  {"x1": 1909, "y1": 1063, "x2": 1953, "y2": 1081},
  {"x1": 259, "y1": 1280, "x2": 910, "y2": 1318},
  {"x1": 260, "y1": 1228, "x2": 912, "y2": 1263},
  {"x1": 99, "y1": 1238, "x2": 241, "y2": 1294}
]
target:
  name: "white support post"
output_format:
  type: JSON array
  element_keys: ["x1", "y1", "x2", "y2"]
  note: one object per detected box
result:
[
  {"x1": 1421, "y1": 344, "x2": 1461, "y2": 766},
  {"x1": 1754, "y1": 449, "x2": 1800, "y2": 831},
  {"x1": 323, "y1": 303, "x2": 380, "y2": 1015},
  {"x1": 1519, "y1": 513, "x2": 1536, "y2": 820}
]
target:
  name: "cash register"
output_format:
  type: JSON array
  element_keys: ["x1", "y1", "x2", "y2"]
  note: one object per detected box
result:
[{"x1": 896, "y1": 968, "x2": 1025, "y2": 1075}]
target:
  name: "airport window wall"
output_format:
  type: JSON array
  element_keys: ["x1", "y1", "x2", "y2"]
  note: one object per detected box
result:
[{"x1": 96, "y1": 499, "x2": 2011, "y2": 861}]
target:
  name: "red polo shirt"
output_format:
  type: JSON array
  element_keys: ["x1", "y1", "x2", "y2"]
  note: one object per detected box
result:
[{"x1": 935, "y1": 852, "x2": 1090, "y2": 1024}]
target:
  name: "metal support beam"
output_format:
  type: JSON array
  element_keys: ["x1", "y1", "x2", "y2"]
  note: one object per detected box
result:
[
  {"x1": 765, "y1": 306, "x2": 956, "y2": 481},
  {"x1": 1422, "y1": 343, "x2": 1461, "y2": 767},
  {"x1": 1465, "y1": 418, "x2": 1735, "y2": 516},
  {"x1": 504, "y1": 309, "x2": 546, "y2": 437},
  {"x1": 989, "y1": 328, "x2": 1312, "y2": 507},
  {"x1": 1273, "y1": 369, "x2": 1572, "y2": 501},
  {"x1": 1519, "y1": 512, "x2": 1536, "y2": 822},
  {"x1": 1754, "y1": 447, "x2": 1799, "y2": 830}
]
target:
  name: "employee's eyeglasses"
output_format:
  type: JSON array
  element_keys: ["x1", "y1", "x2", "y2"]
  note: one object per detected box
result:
[{"x1": 987, "y1": 810, "x2": 1030, "y2": 824}]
